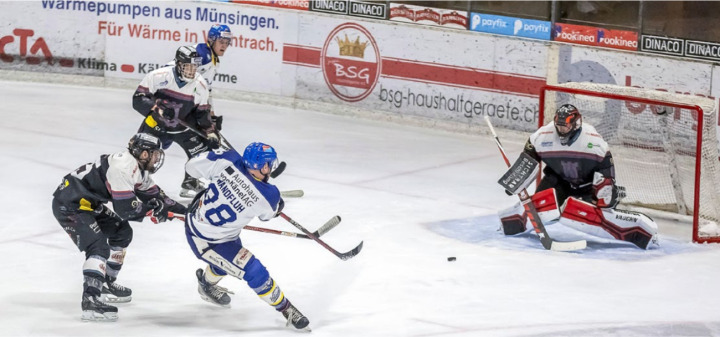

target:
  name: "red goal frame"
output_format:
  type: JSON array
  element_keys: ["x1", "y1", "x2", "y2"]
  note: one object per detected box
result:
[{"x1": 539, "y1": 84, "x2": 716, "y2": 244}]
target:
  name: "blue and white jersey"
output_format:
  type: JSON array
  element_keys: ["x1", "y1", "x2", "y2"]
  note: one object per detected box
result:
[
  {"x1": 185, "y1": 149, "x2": 281, "y2": 243},
  {"x1": 195, "y1": 43, "x2": 217, "y2": 93}
]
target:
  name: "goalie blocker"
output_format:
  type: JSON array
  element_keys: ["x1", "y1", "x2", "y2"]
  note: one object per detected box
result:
[{"x1": 499, "y1": 188, "x2": 658, "y2": 249}]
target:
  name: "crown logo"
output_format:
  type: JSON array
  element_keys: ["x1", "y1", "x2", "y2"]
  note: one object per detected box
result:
[{"x1": 335, "y1": 34, "x2": 368, "y2": 58}]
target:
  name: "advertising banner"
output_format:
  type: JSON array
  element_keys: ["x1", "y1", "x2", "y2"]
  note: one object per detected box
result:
[
  {"x1": 685, "y1": 39, "x2": 720, "y2": 63},
  {"x1": 0, "y1": 1, "x2": 294, "y2": 95},
  {"x1": 310, "y1": 0, "x2": 386, "y2": 20},
  {"x1": 285, "y1": 15, "x2": 548, "y2": 131},
  {"x1": 231, "y1": 0, "x2": 309, "y2": 11},
  {"x1": 389, "y1": 3, "x2": 467, "y2": 30},
  {"x1": 641, "y1": 35, "x2": 684, "y2": 57},
  {"x1": 553, "y1": 23, "x2": 638, "y2": 51},
  {"x1": 642, "y1": 34, "x2": 720, "y2": 64},
  {"x1": 469, "y1": 12, "x2": 551, "y2": 41}
]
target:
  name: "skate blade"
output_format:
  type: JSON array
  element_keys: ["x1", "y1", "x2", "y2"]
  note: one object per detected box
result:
[
  {"x1": 100, "y1": 294, "x2": 132, "y2": 303},
  {"x1": 199, "y1": 294, "x2": 231, "y2": 308},
  {"x1": 286, "y1": 322, "x2": 311, "y2": 333},
  {"x1": 81, "y1": 310, "x2": 118, "y2": 322}
]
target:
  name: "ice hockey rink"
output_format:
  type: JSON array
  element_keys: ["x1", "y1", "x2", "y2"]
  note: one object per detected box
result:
[{"x1": 1, "y1": 79, "x2": 719, "y2": 337}]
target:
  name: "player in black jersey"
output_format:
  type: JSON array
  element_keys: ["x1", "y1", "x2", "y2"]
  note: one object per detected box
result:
[{"x1": 51, "y1": 133, "x2": 186, "y2": 321}]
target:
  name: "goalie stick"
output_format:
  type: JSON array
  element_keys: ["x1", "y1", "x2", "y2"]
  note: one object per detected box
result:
[
  {"x1": 165, "y1": 212, "x2": 341, "y2": 239},
  {"x1": 484, "y1": 116, "x2": 586, "y2": 252}
]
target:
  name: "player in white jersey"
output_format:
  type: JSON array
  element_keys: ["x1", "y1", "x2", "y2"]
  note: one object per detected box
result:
[
  {"x1": 133, "y1": 45, "x2": 221, "y2": 198},
  {"x1": 52, "y1": 133, "x2": 185, "y2": 321},
  {"x1": 167, "y1": 24, "x2": 231, "y2": 115},
  {"x1": 183, "y1": 142, "x2": 310, "y2": 330},
  {"x1": 498, "y1": 104, "x2": 658, "y2": 249}
]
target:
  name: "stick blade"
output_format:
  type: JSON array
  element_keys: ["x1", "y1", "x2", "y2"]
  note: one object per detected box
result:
[
  {"x1": 339, "y1": 241, "x2": 363, "y2": 261},
  {"x1": 314, "y1": 216, "x2": 341, "y2": 237},
  {"x1": 270, "y1": 161, "x2": 287, "y2": 178},
  {"x1": 280, "y1": 190, "x2": 304, "y2": 198},
  {"x1": 549, "y1": 239, "x2": 587, "y2": 251}
]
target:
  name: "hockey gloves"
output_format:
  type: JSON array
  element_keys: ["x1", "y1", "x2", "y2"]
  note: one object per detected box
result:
[
  {"x1": 158, "y1": 191, "x2": 188, "y2": 214},
  {"x1": 274, "y1": 198, "x2": 285, "y2": 217},
  {"x1": 206, "y1": 133, "x2": 221, "y2": 150},
  {"x1": 150, "y1": 99, "x2": 182, "y2": 130},
  {"x1": 146, "y1": 198, "x2": 169, "y2": 223}
]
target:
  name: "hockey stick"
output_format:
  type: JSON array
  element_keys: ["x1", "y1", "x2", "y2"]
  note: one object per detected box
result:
[
  {"x1": 166, "y1": 212, "x2": 342, "y2": 240},
  {"x1": 279, "y1": 212, "x2": 363, "y2": 261},
  {"x1": 280, "y1": 190, "x2": 304, "y2": 198},
  {"x1": 484, "y1": 116, "x2": 586, "y2": 251}
]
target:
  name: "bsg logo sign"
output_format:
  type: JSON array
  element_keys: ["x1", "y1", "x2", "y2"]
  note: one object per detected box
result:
[
  {"x1": 321, "y1": 23, "x2": 381, "y2": 102},
  {"x1": 0, "y1": 28, "x2": 72, "y2": 66}
]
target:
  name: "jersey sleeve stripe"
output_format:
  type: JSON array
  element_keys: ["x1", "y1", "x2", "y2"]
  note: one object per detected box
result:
[
  {"x1": 156, "y1": 88, "x2": 194, "y2": 102},
  {"x1": 111, "y1": 190, "x2": 136, "y2": 199}
]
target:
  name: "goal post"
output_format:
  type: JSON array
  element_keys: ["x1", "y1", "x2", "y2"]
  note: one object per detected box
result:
[{"x1": 539, "y1": 82, "x2": 720, "y2": 243}]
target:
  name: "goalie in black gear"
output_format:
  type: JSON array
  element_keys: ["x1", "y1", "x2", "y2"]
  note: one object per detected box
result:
[
  {"x1": 497, "y1": 104, "x2": 658, "y2": 249},
  {"x1": 51, "y1": 133, "x2": 187, "y2": 321},
  {"x1": 132, "y1": 45, "x2": 221, "y2": 199}
]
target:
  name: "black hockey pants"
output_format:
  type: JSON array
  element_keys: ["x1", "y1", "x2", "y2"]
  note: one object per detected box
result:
[{"x1": 52, "y1": 198, "x2": 133, "y2": 259}]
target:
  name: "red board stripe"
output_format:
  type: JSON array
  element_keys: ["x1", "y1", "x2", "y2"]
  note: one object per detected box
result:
[
  {"x1": 282, "y1": 44, "x2": 545, "y2": 97},
  {"x1": 283, "y1": 44, "x2": 321, "y2": 67}
]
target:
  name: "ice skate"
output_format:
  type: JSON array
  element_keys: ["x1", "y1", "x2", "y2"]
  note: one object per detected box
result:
[
  {"x1": 196, "y1": 268, "x2": 232, "y2": 308},
  {"x1": 101, "y1": 279, "x2": 132, "y2": 303},
  {"x1": 81, "y1": 292, "x2": 118, "y2": 322},
  {"x1": 180, "y1": 177, "x2": 206, "y2": 198},
  {"x1": 281, "y1": 302, "x2": 310, "y2": 330}
]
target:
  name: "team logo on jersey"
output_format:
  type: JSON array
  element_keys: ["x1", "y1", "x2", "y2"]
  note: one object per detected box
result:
[
  {"x1": 321, "y1": 23, "x2": 381, "y2": 102},
  {"x1": 541, "y1": 141, "x2": 553, "y2": 147},
  {"x1": 587, "y1": 142, "x2": 600, "y2": 148}
]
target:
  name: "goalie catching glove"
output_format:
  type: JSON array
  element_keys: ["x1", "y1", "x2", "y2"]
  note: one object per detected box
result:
[{"x1": 592, "y1": 172, "x2": 625, "y2": 208}]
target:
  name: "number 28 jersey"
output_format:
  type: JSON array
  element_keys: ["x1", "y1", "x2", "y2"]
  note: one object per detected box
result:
[{"x1": 185, "y1": 149, "x2": 281, "y2": 244}]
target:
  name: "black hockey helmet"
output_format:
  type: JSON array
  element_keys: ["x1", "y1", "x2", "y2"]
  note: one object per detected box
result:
[
  {"x1": 554, "y1": 104, "x2": 582, "y2": 144},
  {"x1": 175, "y1": 45, "x2": 201, "y2": 82},
  {"x1": 128, "y1": 133, "x2": 165, "y2": 173}
]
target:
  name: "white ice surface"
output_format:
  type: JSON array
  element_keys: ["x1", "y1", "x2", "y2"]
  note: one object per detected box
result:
[{"x1": 0, "y1": 80, "x2": 719, "y2": 337}]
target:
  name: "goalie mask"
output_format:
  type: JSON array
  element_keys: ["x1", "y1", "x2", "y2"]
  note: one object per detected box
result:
[
  {"x1": 242, "y1": 142, "x2": 279, "y2": 180},
  {"x1": 554, "y1": 104, "x2": 582, "y2": 145},
  {"x1": 128, "y1": 133, "x2": 165, "y2": 174},
  {"x1": 175, "y1": 45, "x2": 202, "y2": 82}
]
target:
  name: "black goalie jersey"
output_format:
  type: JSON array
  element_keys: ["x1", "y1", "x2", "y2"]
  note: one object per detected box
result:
[{"x1": 524, "y1": 122, "x2": 615, "y2": 189}]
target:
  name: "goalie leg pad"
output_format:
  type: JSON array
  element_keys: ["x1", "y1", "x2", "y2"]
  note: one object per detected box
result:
[
  {"x1": 532, "y1": 188, "x2": 560, "y2": 223},
  {"x1": 559, "y1": 197, "x2": 658, "y2": 249},
  {"x1": 498, "y1": 188, "x2": 560, "y2": 236},
  {"x1": 499, "y1": 202, "x2": 527, "y2": 235}
]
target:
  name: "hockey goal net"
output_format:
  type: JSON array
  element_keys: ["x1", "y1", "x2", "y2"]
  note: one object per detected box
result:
[{"x1": 540, "y1": 82, "x2": 720, "y2": 243}]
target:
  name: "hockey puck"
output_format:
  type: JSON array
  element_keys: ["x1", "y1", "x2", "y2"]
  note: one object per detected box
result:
[{"x1": 447, "y1": 257, "x2": 456, "y2": 262}]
